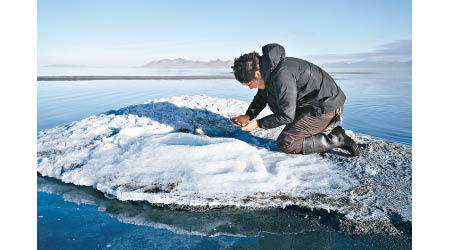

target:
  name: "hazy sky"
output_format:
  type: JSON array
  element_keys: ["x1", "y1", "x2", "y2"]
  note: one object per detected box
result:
[{"x1": 38, "y1": 0, "x2": 412, "y2": 67}]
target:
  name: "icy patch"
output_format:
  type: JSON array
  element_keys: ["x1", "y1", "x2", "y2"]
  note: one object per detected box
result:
[
  {"x1": 38, "y1": 96, "x2": 355, "y2": 205},
  {"x1": 37, "y1": 95, "x2": 411, "y2": 226}
]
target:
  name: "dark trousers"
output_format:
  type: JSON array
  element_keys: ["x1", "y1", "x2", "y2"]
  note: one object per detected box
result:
[{"x1": 276, "y1": 106, "x2": 342, "y2": 154}]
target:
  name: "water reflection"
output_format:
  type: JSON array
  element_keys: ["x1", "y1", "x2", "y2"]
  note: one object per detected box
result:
[{"x1": 38, "y1": 174, "x2": 410, "y2": 249}]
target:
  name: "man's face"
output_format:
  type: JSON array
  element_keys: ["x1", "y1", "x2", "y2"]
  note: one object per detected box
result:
[{"x1": 243, "y1": 71, "x2": 265, "y2": 90}]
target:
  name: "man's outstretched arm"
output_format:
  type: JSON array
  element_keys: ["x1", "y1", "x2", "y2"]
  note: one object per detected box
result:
[
  {"x1": 245, "y1": 88, "x2": 268, "y2": 120},
  {"x1": 257, "y1": 73, "x2": 297, "y2": 129},
  {"x1": 231, "y1": 88, "x2": 267, "y2": 128}
]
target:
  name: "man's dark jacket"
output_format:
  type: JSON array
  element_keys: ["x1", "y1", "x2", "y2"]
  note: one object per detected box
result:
[{"x1": 245, "y1": 43, "x2": 346, "y2": 129}]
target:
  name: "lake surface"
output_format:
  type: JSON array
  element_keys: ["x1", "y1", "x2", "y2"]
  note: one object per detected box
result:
[
  {"x1": 38, "y1": 67, "x2": 411, "y2": 144},
  {"x1": 37, "y1": 66, "x2": 411, "y2": 249}
]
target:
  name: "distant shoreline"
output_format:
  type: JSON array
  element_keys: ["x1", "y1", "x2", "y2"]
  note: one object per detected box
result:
[
  {"x1": 37, "y1": 75, "x2": 236, "y2": 81},
  {"x1": 37, "y1": 72, "x2": 375, "y2": 81}
]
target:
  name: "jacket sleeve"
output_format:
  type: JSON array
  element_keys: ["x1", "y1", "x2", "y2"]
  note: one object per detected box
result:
[
  {"x1": 257, "y1": 73, "x2": 297, "y2": 129},
  {"x1": 245, "y1": 89, "x2": 267, "y2": 120}
]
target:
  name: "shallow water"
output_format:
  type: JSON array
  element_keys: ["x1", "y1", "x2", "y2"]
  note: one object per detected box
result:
[
  {"x1": 37, "y1": 67, "x2": 411, "y2": 249},
  {"x1": 38, "y1": 68, "x2": 411, "y2": 145},
  {"x1": 38, "y1": 174, "x2": 411, "y2": 250}
]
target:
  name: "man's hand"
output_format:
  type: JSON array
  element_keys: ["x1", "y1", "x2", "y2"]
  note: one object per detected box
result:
[
  {"x1": 230, "y1": 115, "x2": 250, "y2": 127},
  {"x1": 241, "y1": 119, "x2": 258, "y2": 132}
]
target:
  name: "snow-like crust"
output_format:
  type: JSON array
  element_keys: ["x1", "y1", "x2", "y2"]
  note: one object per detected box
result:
[{"x1": 37, "y1": 96, "x2": 411, "y2": 224}]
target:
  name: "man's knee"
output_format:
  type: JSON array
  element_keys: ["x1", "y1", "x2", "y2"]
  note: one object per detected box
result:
[{"x1": 276, "y1": 135, "x2": 303, "y2": 154}]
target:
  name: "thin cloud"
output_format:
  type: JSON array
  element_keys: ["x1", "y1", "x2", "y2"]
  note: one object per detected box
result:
[{"x1": 307, "y1": 40, "x2": 412, "y2": 63}]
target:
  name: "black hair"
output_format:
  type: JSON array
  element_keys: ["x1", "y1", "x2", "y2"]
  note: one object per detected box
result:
[{"x1": 231, "y1": 52, "x2": 261, "y2": 83}]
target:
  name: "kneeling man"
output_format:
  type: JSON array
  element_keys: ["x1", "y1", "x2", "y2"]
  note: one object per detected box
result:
[{"x1": 231, "y1": 43, "x2": 360, "y2": 156}]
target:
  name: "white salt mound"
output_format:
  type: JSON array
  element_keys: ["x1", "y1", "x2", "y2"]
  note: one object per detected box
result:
[{"x1": 38, "y1": 95, "x2": 411, "y2": 224}]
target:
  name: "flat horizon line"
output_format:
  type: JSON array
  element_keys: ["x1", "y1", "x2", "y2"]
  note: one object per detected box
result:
[
  {"x1": 37, "y1": 75, "x2": 236, "y2": 81},
  {"x1": 37, "y1": 72, "x2": 375, "y2": 81}
]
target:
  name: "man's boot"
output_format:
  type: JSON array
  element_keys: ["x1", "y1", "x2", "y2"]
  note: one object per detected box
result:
[{"x1": 302, "y1": 126, "x2": 360, "y2": 156}]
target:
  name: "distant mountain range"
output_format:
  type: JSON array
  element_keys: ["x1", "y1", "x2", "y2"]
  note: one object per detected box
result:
[
  {"x1": 43, "y1": 59, "x2": 411, "y2": 71},
  {"x1": 137, "y1": 58, "x2": 233, "y2": 68}
]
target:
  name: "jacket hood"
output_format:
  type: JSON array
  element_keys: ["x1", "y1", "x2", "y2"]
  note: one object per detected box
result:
[{"x1": 261, "y1": 43, "x2": 286, "y2": 73}]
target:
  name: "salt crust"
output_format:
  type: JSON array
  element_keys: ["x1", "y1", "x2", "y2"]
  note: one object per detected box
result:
[{"x1": 38, "y1": 95, "x2": 410, "y2": 222}]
